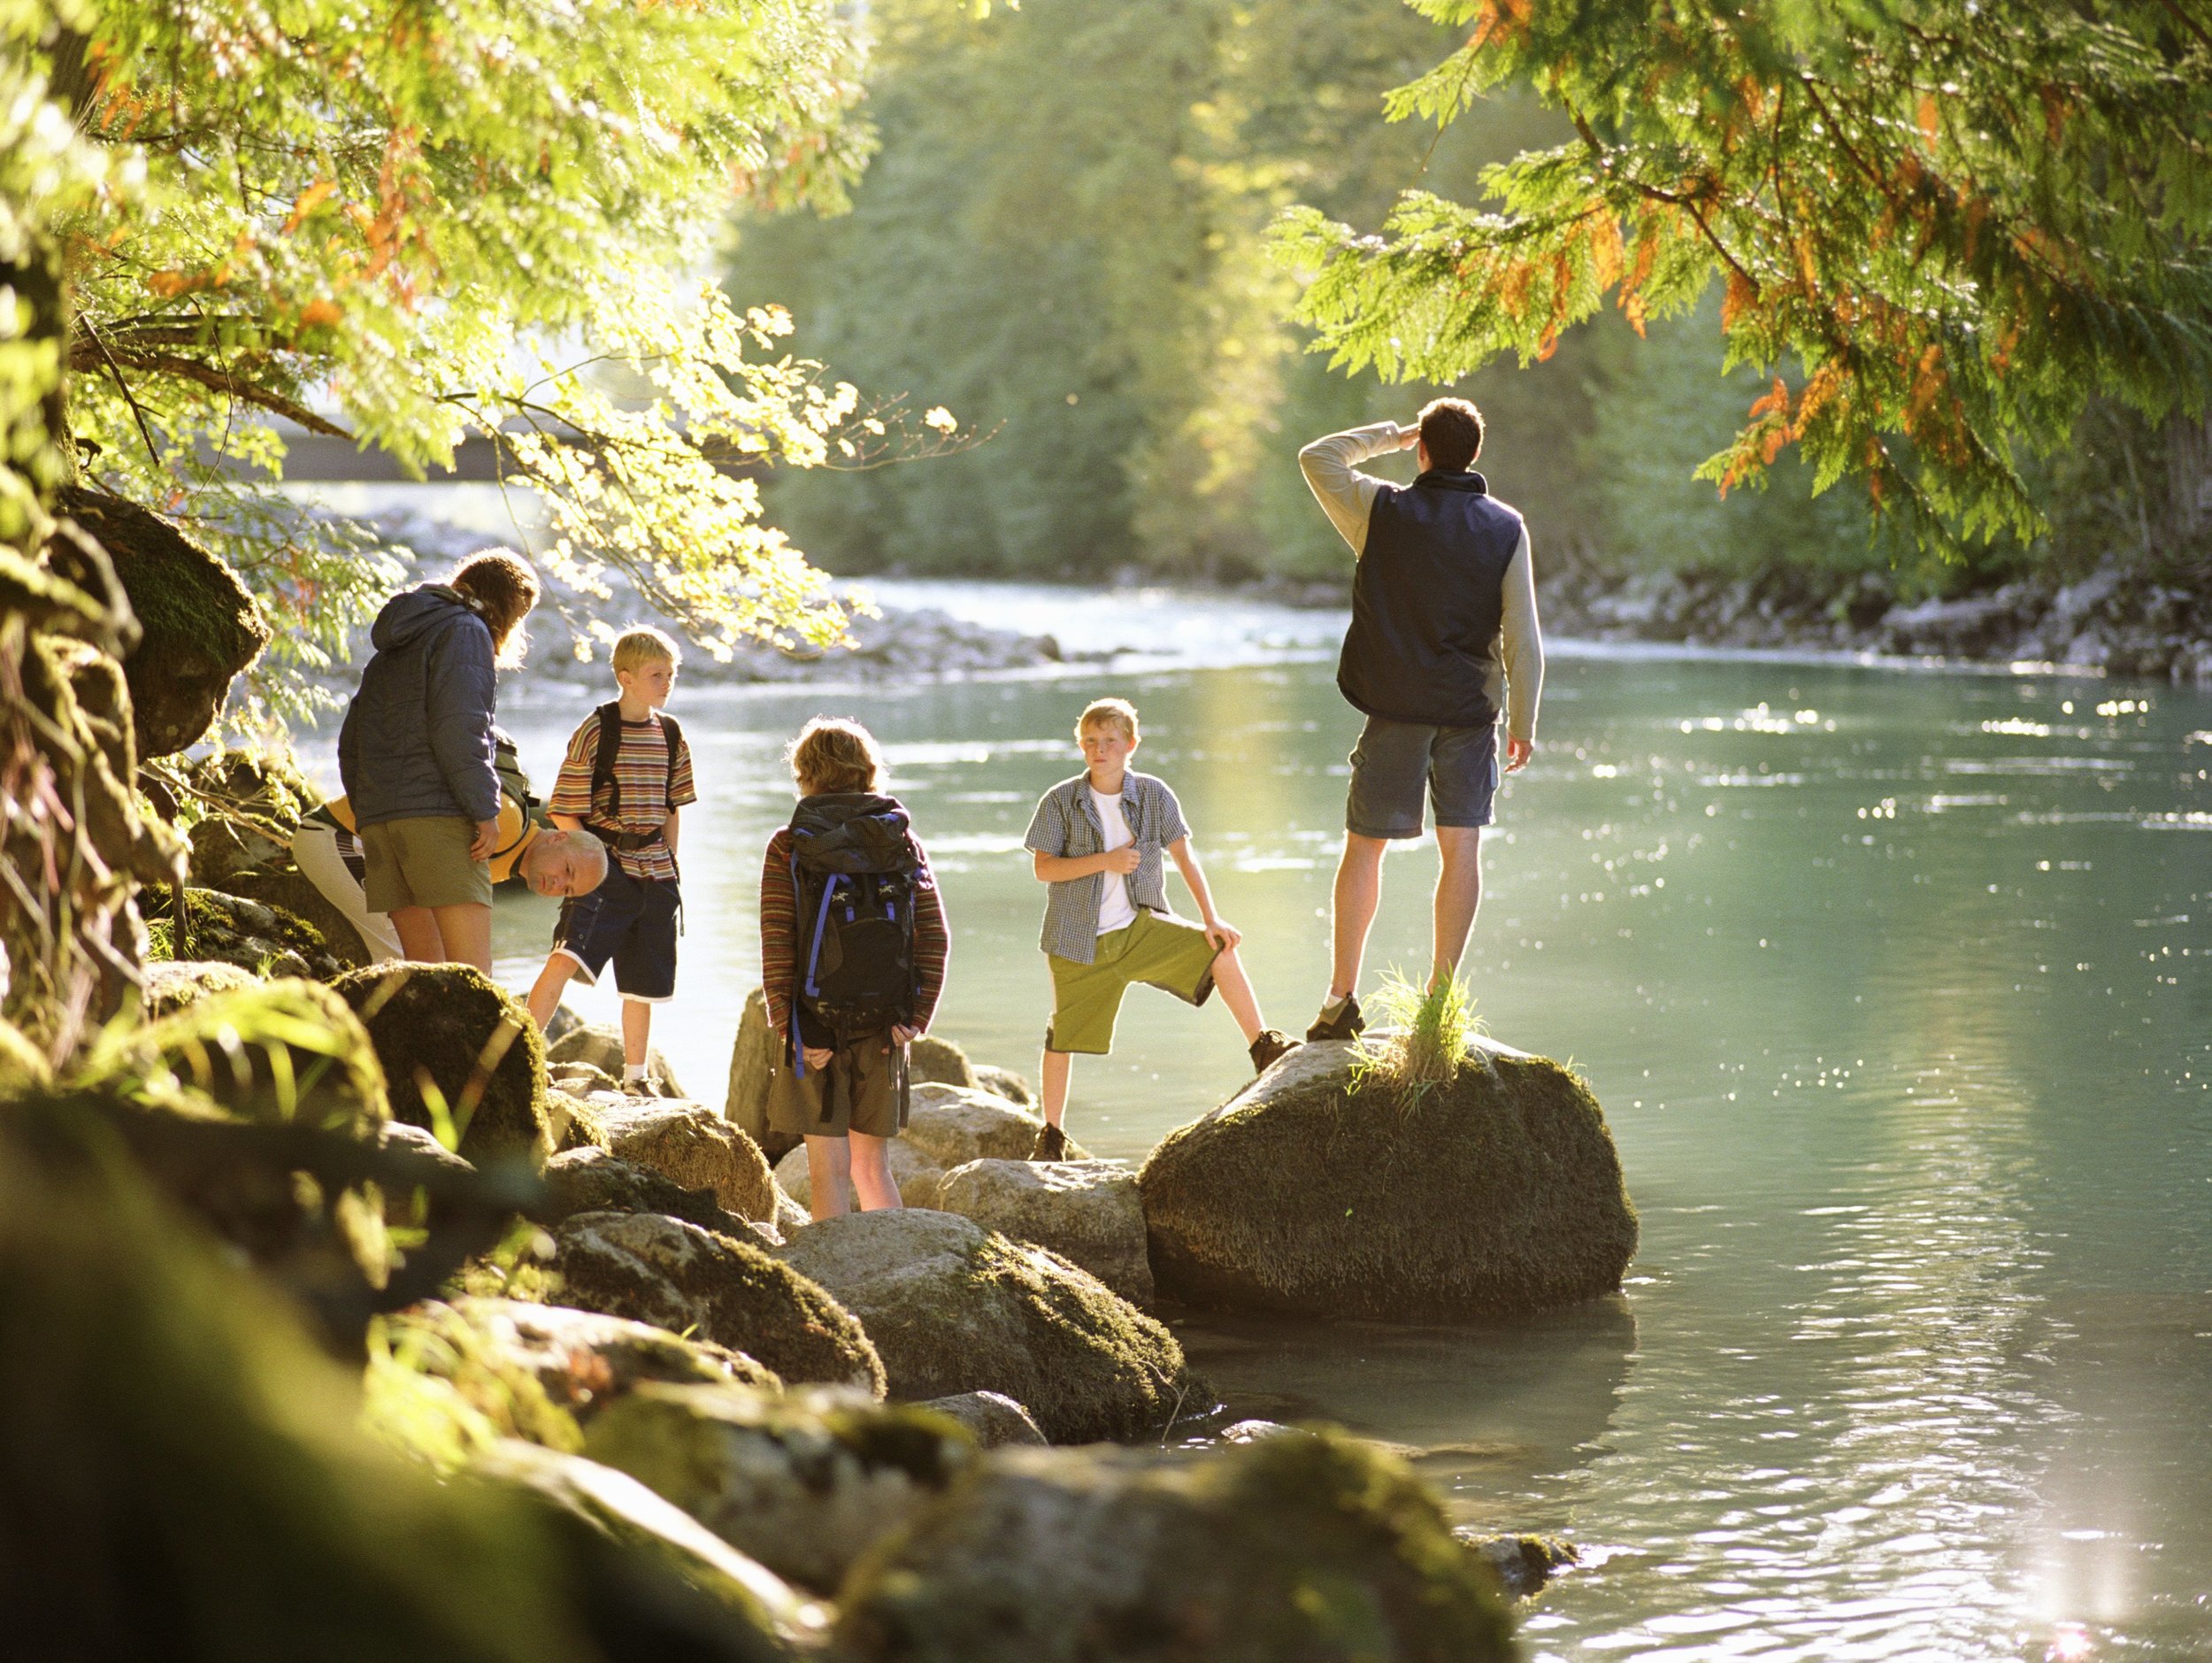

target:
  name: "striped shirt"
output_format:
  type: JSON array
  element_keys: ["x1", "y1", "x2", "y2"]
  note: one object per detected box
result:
[
  {"x1": 548, "y1": 710, "x2": 696, "y2": 882},
  {"x1": 1023, "y1": 771, "x2": 1191, "y2": 964},
  {"x1": 759, "y1": 818, "x2": 949, "y2": 1051}
]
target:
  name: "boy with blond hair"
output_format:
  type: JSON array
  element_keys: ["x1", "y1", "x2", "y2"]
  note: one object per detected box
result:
[
  {"x1": 1021, "y1": 697, "x2": 1294, "y2": 1159},
  {"x1": 526, "y1": 626, "x2": 696, "y2": 1087}
]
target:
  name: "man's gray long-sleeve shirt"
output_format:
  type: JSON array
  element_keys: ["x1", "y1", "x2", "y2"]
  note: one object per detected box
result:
[{"x1": 1299, "y1": 421, "x2": 1544, "y2": 743}]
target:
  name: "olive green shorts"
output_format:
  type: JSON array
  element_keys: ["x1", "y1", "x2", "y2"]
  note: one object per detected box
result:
[
  {"x1": 1045, "y1": 910, "x2": 1220, "y2": 1056},
  {"x1": 766, "y1": 1034, "x2": 907, "y2": 1139},
  {"x1": 360, "y1": 816, "x2": 493, "y2": 912}
]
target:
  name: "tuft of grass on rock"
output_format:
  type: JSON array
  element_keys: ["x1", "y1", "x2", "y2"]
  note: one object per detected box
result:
[{"x1": 1349, "y1": 971, "x2": 1481, "y2": 1108}]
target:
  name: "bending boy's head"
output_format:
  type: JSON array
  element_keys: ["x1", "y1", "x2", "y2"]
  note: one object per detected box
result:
[
  {"x1": 450, "y1": 550, "x2": 540, "y2": 669},
  {"x1": 612, "y1": 626, "x2": 680, "y2": 707},
  {"x1": 1416, "y1": 397, "x2": 1484, "y2": 473},
  {"x1": 788, "y1": 716, "x2": 885, "y2": 797}
]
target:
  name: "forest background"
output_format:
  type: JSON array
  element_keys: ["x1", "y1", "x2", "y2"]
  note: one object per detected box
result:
[{"x1": 727, "y1": 0, "x2": 2199, "y2": 597}]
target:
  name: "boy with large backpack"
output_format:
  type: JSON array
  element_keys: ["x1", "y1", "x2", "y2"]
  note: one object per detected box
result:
[
  {"x1": 761, "y1": 717, "x2": 949, "y2": 1220},
  {"x1": 526, "y1": 627, "x2": 695, "y2": 1087}
]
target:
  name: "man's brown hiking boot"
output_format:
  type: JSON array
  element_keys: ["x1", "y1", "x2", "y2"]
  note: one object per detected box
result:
[
  {"x1": 1028, "y1": 1120, "x2": 1068, "y2": 1161},
  {"x1": 1304, "y1": 993, "x2": 1365, "y2": 1043},
  {"x1": 1249, "y1": 1029, "x2": 1296, "y2": 1074}
]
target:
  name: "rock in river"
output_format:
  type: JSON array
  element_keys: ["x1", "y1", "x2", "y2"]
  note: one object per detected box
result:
[
  {"x1": 333, "y1": 963, "x2": 551, "y2": 1169},
  {"x1": 834, "y1": 1428, "x2": 1515, "y2": 1663},
  {"x1": 584, "y1": 1380, "x2": 976, "y2": 1595},
  {"x1": 772, "y1": 1209, "x2": 1198, "y2": 1444},
  {"x1": 549, "y1": 1209, "x2": 883, "y2": 1396},
  {"x1": 1139, "y1": 1036, "x2": 1637, "y2": 1320},
  {"x1": 586, "y1": 1092, "x2": 780, "y2": 1222},
  {"x1": 933, "y1": 1158, "x2": 1153, "y2": 1306}
]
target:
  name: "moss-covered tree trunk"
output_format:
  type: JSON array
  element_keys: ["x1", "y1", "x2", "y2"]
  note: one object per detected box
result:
[{"x1": 0, "y1": 227, "x2": 182, "y2": 1062}]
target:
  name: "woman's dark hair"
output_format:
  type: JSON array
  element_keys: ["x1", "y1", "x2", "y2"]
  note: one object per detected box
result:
[{"x1": 449, "y1": 550, "x2": 540, "y2": 669}]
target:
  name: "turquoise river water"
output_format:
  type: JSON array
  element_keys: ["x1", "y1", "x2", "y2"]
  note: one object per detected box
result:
[{"x1": 460, "y1": 584, "x2": 2211, "y2": 1661}]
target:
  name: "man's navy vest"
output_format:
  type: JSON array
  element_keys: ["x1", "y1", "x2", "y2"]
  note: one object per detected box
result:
[{"x1": 1338, "y1": 470, "x2": 1523, "y2": 728}]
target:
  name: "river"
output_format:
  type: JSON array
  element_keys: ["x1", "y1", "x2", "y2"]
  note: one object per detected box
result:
[{"x1": 468, "y1": 582, "x2": 2210, "y2": 1660}]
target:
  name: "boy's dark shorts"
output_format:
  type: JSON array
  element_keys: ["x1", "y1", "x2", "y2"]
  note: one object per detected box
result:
[
  {"x1": 1346, "y1": 716, "x2": 1500, "y2": 839},
  {"x1": 766, "y1": 1034, "x2": 906, "y2": 1138},
  {"x1": 551, "y1": 868, "x2": 680, "y2": 1002}
]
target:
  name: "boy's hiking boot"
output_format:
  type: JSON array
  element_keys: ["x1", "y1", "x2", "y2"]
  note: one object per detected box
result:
[
  {"x1": 1248, "y1": 1029, "x2": 1296, "y2": 1074},
  {"x1": 1028, "y1": 1120, "x2": 1068, "y2": 1162},
  {"x1": 1305, "y1": 993, "x2": 1365, "y2": 1043}
]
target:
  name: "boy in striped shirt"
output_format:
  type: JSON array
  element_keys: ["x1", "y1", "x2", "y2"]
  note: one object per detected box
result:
[{"x1": 525, "y1": 627, "x2": 696, "y2": 1088}]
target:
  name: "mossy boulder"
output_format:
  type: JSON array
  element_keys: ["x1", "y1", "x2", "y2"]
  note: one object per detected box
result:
[
  {"x1": 1139, "y1": 1038, "x2": 1638, "y2": 1320},
  {"x1": 334, "y1": 964, "x2": 551, "y2": 1169},
  {"x1": 142, "y1": 885, "x2": 349, "y2": 980},
  {"x1": 902, "y1": 1083, "x2": 1082, "y2": 1167},
  {"x1": 772, "y1": 1210, "x2": 1200, "y2": 1444},
  {"x1": 469, "y1": 1437, "x2": 824, "y2": 1647},
  {"x1": 585, "y1": 1381, "x2": 977, "y2": 1595},
  {"x1": 834, "y1": 1428, "x2": 1516, "y2": 1663},
  {"x1": 724, "y1": 987, "x2": 795, "y2": 1164},
  {"x1": 139, "y1": 959, "x2": 255, "y2": 1019},
  {"x1": 536, "y1": 1146, "x2": 758, "y2": 1240},
  {"x1": 914, "y1": 1391, "x2": 1046, "y2": 1449},
  {"x1": 0, "y1": 1089, "x2": 736, "y2": 1661},
  {"x1": 905, "y1": 1032, "x2": 975, "y2": 1089},
  {"x1": 549, "y1": 1022, "x2": 686, "y2": 1098},
  {"x1": 1465, "y1": 1531, "x2": 1578, "y2": 1599},
  {"x1": 85, "y1": 978, "x2": 386, "y2": 1135},
  {"x1": 971, "y1": 1065, "x2": 1033, "y2": 1106},
  {"x1": 217, "y1": 864, "x2": 374, "y2": 968},
  {"x1": 549, "y1": 1209, "x2": 884, "y2": 1396},
  {"x1": 587, "y1": 1093, "x2": 779, "y2": 1221},
  {"x1": 58, "y1": 487, "x2": 270, "y2": 758},
  {"x1": 414, "y1": 1297, "x2": 782, "y2": 1421},
  {"x1": 545, "y1": 1087, "x2": 610, "y2": 1153},
  {"x1": 935, "y1": 1158, "x2": 1153, "y2": 1306}
]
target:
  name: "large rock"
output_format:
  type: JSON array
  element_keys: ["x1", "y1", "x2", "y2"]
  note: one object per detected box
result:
[
  {"x1": 142, "y1": 886, "x2": 349, "y2": 980},
  {"x1": 587, "y1": 1093, "x2": 778, "y2": 1221},
  {"x1": 438, "y1": 1297, "x2": 781, "y2": 1416},
  {"x1": 774, "y1": 1135, "x2": 949, "y2": 1212},
  {"x1": 971, "y1": 1064, "x2": 1033, "y2": 1106},
  {"x1": 1139, "y1": 1038, "x2": 1637, "y2": 1320},
  {"x1": 216, "y1": 864, "x2": 373, "y2": 968},
  {"x1": 536, "y1": 1146, "x2": 753, "y2": 1238},
  {"x1": 772, "y1": 1210, "x2": 1199, "y2": 1444},
  {"x1": 58, "y1": 486, "x2": 269, "y2": 758},
  {"x1": 469, "y1": 1438, "x2": 825, "y2": 1645},
  {"x1": 138, "y1": 959, "x2": 255, "y2": 1019},
  {"x1": 724, "y1": 987, "x2": 795, "y2": 1164},
  {"x1": 334, "y1": 964, "x2": 551, "y2": 1168},
  {"x1": 549, "y1": 1209, "x2": 883, "y2": 1396},
  {"x1": 834, "y1": 1429, "x2": 1515, "y2": 1663},
  {"x1": 584, "y1": 1381, "x2": 977, "y2": 1594},
  {"x1": 905, "y1": 1032, "x2": 975, "y2": 1088},
  {"x1": 902, "y1": 1082, "x2": 1075, "y2": 1166},
  {"x1": 915, "y1": 1391, "x2": 1046, "y2": 1449},
  {"x1": 935, "y1": 1159, "x2": 1153, "y2": 1306},
  {"x1": 548, "y1": 1022, "x2": 685, "y2": 1098}
]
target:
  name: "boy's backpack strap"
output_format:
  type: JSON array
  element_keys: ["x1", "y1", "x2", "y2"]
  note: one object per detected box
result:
[
  {"x1": 588, "y1": 701, "x2": 625, "y2": 824},
  {"x1": 657, "y1": 712, "x2": 683, "y2": 812}
]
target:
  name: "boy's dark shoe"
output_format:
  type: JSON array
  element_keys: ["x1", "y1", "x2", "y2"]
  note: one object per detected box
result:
[
  {"x1": 1249, "y1": 1029, "x2": 1296, "y2": 1074},
  {"x1": 1304, "y1": 994, "x2": 1365, "y2": 1043},
  {"x1": 1028, "y1": 1120, "x2": 1068, "y2": 1162}
]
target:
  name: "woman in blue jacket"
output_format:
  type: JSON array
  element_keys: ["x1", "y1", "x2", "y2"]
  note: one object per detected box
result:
[{"x1": 339, "y1": 550, "x2": 540, "y2": 972}]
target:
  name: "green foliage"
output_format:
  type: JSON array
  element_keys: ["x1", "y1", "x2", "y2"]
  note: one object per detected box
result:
[
  {"x1": 1350, "y1": 970, "x2": 1479, "y2": 1106},
  {"x1": 24, "y1": 0, "x2": 963, "y2": 726},
  {"x1": 364, "y1": 1304, "x2": 585, "y2": 1476},
  {"x1": 1274, "y1": 0, "x2": 2212, "y2": 558}
]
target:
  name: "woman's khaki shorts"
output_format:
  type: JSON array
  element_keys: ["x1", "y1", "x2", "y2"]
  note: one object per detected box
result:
[
  {"x1": 766, "y1": 1034, "x2": 907, "y2": 1138},
  {"x1": 360, "y1": 816, "x2": 493, "y2": 912},
  {"x1": 1045, "y1": 910, "x2": 1220, "y2": 1055}
]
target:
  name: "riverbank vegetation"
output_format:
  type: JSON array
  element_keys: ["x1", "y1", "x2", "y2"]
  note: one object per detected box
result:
[{"x1": 727, "y1": 0, "x2": 2211, "y2": 600}]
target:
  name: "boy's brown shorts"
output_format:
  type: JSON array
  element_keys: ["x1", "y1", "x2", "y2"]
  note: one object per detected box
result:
[{"x1": 765, "y1": 1034, "x2": 908, "y2": 1138}]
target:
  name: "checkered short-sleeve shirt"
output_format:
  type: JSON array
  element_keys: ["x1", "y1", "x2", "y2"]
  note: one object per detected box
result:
[{"x1": 1022, "y1": 771, "x2": 1191, "y2": 964}]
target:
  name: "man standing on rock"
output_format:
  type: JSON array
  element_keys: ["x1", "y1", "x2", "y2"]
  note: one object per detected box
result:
[{"x1": 1297, "y1": 398, "x2": 1544, "y2": 1040}]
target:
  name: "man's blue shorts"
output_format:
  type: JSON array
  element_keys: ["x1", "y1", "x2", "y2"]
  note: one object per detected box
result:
[
  {"x1": 1346, "y1": 715, "x2": 1500, "y2": 839},
  {"x1": 552, "y1": 868, "x2": 680, "y2": 1002}
]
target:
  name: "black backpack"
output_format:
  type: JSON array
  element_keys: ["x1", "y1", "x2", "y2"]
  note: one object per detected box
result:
[
  {"x1": 586, "y1": 701, "x2": 683, "y2": 851},
  {"x1": 786, "y1": 793, "x2": 922, "y2": 1051}
]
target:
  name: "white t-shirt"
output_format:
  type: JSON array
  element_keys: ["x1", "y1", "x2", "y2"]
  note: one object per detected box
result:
[{"x1": 1091, "y1": 786, "x2": 1138, "y2": 935}]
